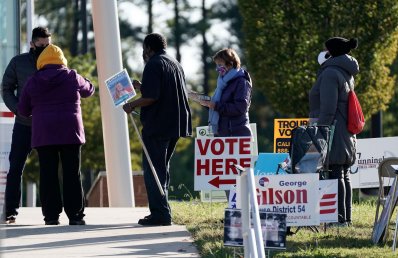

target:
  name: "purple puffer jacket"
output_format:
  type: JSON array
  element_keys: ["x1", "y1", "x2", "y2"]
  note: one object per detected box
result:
[
  {"x1": 214, "y1": 69, "x2": 252, "y2": 137},
  {"x1": 17, "y1": 64, "x2": 95, "y2": 148}
]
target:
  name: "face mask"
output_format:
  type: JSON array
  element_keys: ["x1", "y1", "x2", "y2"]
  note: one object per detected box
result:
[
  {"x1": 317, "y1": 51, "x2": 330, "y2": 65},
  {"x1": 34, "y1": 45, "x2": 47, "y2": 59},
  {"x1": 216, "y1": 65, "x2": 227, "y2": 76}
]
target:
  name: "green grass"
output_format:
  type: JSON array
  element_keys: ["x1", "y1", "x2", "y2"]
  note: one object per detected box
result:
[{"x1": 170, "y1": 199, "x2": 398, "y2": 258}]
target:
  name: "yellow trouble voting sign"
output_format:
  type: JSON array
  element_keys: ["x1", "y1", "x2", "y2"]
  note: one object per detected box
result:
[{"x1": 273, "y1": 118, "x2": 309, "y2": 153}]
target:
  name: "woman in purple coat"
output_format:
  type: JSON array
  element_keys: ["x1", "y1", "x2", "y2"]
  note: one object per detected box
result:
[
  {"x1": 200, "y1": 48, "x2": 252, "y2": 137},
  {"x1": 18, "y1": 44, "x2": 95, "y2": 225}
]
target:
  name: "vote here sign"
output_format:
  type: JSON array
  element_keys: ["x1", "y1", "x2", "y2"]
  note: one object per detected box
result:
[{"x1": 194, "y1": 137, "x2": 253, "y2": 190}]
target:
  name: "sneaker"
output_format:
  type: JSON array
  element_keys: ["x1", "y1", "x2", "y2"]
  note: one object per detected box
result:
[
  {"x1": 5, "y1": 215, "x2": 16, "y2": 224},
  {"x1": 45, "y1": 220, "x2": 60, "y2": 225},
  {"x1": 137, "y1": 217, "x2": 171, "y2": 226},
  {"x1": 69, "y1": 219, "x2": 86, "y2": 225}
]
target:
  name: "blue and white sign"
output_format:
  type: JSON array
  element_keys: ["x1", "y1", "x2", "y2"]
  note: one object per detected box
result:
[
  {"x1": 254, "y1": 153, "x2": 289, "y2": 175},
  {"x1": 105, "y1": 69, "x2": 136, "y2": 107}
]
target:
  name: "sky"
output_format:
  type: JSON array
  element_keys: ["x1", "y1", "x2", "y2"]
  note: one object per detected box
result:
[
  {"x1": 32, "y1": 0, "x2": 236, "y2": 87},
  {"x1": 118, "y1": 0, "x2": 234, "y2": 84}
]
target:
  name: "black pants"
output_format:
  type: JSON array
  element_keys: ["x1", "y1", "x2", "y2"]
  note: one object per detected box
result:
[
  {"x1": 142, "y1": 135, "x2": 179, "y2": 222},
  {"x1": 5, "y1": 123, "x2": 32, "y2": 217},
  {"x1": 329, "y1": 164, "x2": 352, "y2": 223},
  {"x1": 36, "y1": 144, "x2": 85, "y2": 222}
]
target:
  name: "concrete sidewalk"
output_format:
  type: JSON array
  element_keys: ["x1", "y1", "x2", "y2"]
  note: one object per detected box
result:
[{"x1": 0, "y1": 207, "x2": 200, "y2": 258}]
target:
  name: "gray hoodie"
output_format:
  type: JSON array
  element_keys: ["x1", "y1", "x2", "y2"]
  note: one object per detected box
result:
[{"x1": 309, "y1": 54, "x2": 359, "y2": 166}]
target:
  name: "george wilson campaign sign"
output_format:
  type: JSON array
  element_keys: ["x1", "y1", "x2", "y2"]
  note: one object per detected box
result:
[{"x1": 236, "y1": 173, "x2": 320, "y2": 226}]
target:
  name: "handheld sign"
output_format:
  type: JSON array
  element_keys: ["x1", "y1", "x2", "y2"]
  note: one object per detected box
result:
[{"x1": 105, "y1": 69, "x2": 136, "y2": 107}]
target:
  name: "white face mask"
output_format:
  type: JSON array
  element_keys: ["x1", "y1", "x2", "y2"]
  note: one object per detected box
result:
[{"x1": 317, "y1": 51, "x2": 330, "y2": 65}]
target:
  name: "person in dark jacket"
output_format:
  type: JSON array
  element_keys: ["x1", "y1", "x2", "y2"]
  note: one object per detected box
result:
[
  {"x1": 1, "y1": 27, "x2": 51, "y2": 224},
  {"x1": 200, "y1": 48, "x2": 252, "y2": 137},
  {"x1": 309, "y1": 37, "x2": 359, "y2": 226},
  {"x1": 199, "y1": 48, "x2": 253, "y2": 201},
  {"x1": 122, "y1": 33, "x2": 192, "y2": 226},
  {"x1": 17, "y1": 44, "x2": 95, "y2": 225}
]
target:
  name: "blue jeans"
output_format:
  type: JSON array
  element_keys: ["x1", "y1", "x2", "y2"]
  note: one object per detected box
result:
[
  {"x1": 5, "y1": 123, "x2": 32, "y2": 217},
  {"x1": 142, "y1": 136, "x2": 179, "y2": 222}
]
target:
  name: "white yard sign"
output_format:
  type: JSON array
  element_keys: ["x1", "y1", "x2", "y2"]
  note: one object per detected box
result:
[
  {"x1": 194, "y1": 137, "x2": 253, "y2": 190},
  {"x1": 319, "y1": 180, "x2": 338, "y2": 223},
  {"x1": 237, "y1": 174, "x2": 320, "y2": 226},
  {"x1": 351, "y1": 137, "x2": 398, "y2": 189}
]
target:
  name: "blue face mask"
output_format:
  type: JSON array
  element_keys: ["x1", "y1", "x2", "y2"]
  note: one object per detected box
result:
[{"x1": 216, "y1": 65, "x2": 227, "y2": 75}]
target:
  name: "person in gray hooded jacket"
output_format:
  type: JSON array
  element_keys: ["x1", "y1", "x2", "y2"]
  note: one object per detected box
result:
[{"x1": 309, "y1": 37, "x2": 359, "y2": 226}]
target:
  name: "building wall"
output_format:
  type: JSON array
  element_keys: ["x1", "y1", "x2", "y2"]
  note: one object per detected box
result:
[{"x1": 86, "y1": 171, "x2": 148, "y2": 207}]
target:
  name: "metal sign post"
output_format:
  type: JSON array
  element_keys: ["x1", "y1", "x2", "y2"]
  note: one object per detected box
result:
[{"x1": 128, "y1": 111, "x2": 165, "y2": 196}]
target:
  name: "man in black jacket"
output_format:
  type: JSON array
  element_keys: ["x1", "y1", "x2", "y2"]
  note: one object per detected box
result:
[
  {"x1": 123, "y1": 33, "x2": 192, "y2": 226},
  {"x1": 1, "y1": 27, "x2": 52, "y2": 223}
]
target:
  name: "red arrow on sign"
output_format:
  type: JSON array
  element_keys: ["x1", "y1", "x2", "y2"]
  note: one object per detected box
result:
[{"x1": 208, "y1": 176, "x2": 236, "y2": 188}]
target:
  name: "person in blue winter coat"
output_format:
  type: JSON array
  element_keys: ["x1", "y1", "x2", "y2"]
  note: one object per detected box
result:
[
  {"x1": 309, "y1": 37, "x2": 359, "y2": 227},
  {"x1": 18, "y1": 44, "x2": 95, "y2": 225},
  {"x1": 200, "y1": 48, "x2": 252, "y2": 138},
  {"x1": 200, "y1": 48, "x2": 253, "y2": 201}
]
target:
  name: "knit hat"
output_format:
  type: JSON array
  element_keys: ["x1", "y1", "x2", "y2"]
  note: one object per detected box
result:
[
  {"x1": 324, "y1": 37, "x2": 358, "y2": 57},
  {"x1": 37, "y1": 44, "x2": 68, "y2": 69}
]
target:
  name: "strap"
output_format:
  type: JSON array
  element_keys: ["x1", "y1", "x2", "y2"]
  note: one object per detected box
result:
[{"x1": 326, "y1": 66, "x2": 353, "y2": 121}]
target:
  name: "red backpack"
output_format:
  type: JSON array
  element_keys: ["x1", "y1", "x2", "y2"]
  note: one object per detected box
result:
[
  {"x1": 347, "y1": 89, "x2": 365, "y2": 134},
  {"x1": 332, "y1": 66, "x2": 365, "y2": 134}
]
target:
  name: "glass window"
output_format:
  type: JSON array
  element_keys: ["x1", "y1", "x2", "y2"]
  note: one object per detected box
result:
[{"x1": 0, "y1": 1, "x2": 19, "y2": 103}]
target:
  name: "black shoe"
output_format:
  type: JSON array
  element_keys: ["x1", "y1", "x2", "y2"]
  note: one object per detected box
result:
[
  {"x1": 5, "y1": 215, "x2": 16, "y2": 224},
  {"x1": 138, "y1": 217, "x2": 171, "y2": 226},
  {"x1": 45, "y1": 220, "x2": 60, "y2": 225},
  {"x1": 69, "y1": 219, "x2": 86, "y2": 225}
]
